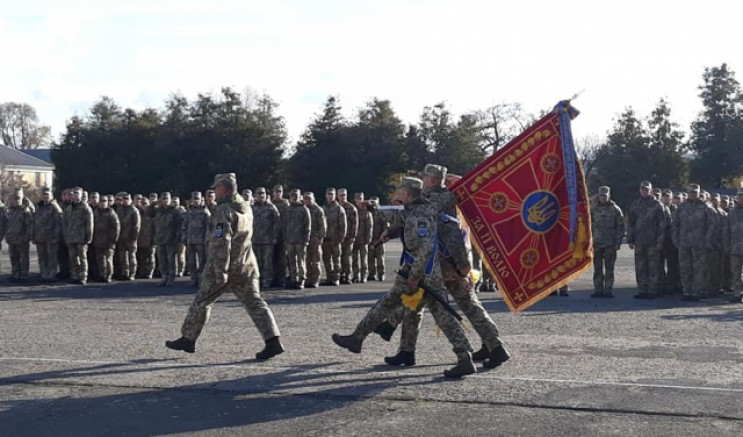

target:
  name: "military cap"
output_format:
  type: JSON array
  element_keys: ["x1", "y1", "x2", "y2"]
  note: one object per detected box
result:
[
  {"x1": 737, "y1": 188, "x2": 743, "y2": 196},
  {"x1": 688, "y1": 184, "x2": 701, "y2": 193},
  {"x1": 211, "y1": 173, "x2": 237, "y2": 189},
  {"x1": 673, "y1": 193, "x2": 681, "y2": 199},
  {"x1": 421, "y1": 164, "x2": 448, "y2": 180},
  {"x1": 721, "y1": 195, "x2": 730, "y2": 201},
  {"x1": 337, "y1": 188, "x2": 348, "y2": 195},
  {"x1": 191, "y1": 191, "x2": 202, "y2": 199},
  {"x1": 255, "y1": 187, "x2": 267, "y2": 194},
  {"x1": 639, "y1": 181, "x2": 652, "y2": 189},
  {"x1": 160, "y1": 191, "x2": 171, "y2": 198},
  {"x1": 712, "y1": 193, "x2": 721, "y2": 200},
  {"x1": 41, "y1": 186, "x2": 52, "y2": 194},
  {"x1": 115, "y1": 191, "x2": 127, "y2": 198},
  {"x1": 149, "y1": 192, "x2": 158, "y2": 199},
  {"x1": 206, "y1": 189, "x2": 215, "y2": 195},
  {"x1": 288, "y1": 188, "x2": 301, "y2": 196},
  {"x1": 662, "y1": 189, "x2": 673, "y2": 196},
  {"x1": 71, "y1": 187, "x2": 83, "y2": 193},
  {"x1": 272, "y1": 184, "x2": 284, "y2": 192},
  {"x1": 652, "y1": 188, "x2": 662, "y2": 196},
  {"x1": 326, "y1": 187, "x2": 336, "y2": 194},
  {"x1": 242, "y1": 189, "x2": 252, "y2": 195},
  {"x1": 62, "y1": 188, "x2": 73, "y2": 195},
  {"x1": 598, "y1": 186, "x2": 610, "y2": 195},
  {"x1": 303, "y1": 191, "x2": 315, "y2": 198},
  {"x1": 368, "y1": 196, "x2": 380, "y2": 206},
  {"x1": 681, "y1": 192, "x2": 688, "y2": 199},
  {"x1": 134, "y1": 193, "x2": 143, "y2": 199},
  {"x1": 13, "y1": 187, "x2": 23, "y2": 196},
  {"x1": 354, "y1": 192, "x2": 365, "y2": 199},
  {"x1": 397, "y1": 177, "x2": 423, "y2": 190}
]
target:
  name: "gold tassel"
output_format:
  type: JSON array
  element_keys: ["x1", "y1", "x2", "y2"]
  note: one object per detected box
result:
[
  {"x1": 572, "y1": 216, "x2": 588, "y2": 260},
  {"x1": 401, "y1": 288, "x2": 425, "y2": 311}
]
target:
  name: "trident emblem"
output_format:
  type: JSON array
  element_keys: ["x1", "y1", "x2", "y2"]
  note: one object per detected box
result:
[{"x1": 527, "y1": 195, "x2": 557, "y2": 226}]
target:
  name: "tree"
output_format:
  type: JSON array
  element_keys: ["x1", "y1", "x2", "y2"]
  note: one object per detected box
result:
[
  {"x1": 472, "y1": 102, "x2": 536, "y2": 155},
  {"x1": 0, "y1": 102, "x2": 52, "y2": 149},
  {"x1": 417, "y1": 103, "x2": 485, "y2": 175}
]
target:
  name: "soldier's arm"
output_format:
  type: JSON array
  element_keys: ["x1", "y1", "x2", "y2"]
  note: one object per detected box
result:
[
  {"x1": 0, "y1": 207, "x2": 7, "y2": 241},
  {"x1": 271, "y1": 205, "x2": 281, "y2": 243},
  {"x1": 317, "y1": 209, "x2": 327, "y2": 240},
  {"x1": 338, "y1": 207, "x2": 347, "y2": 240},
  {"x1": 626, "y1": 205, "x2": 636, "y2": 244},
  {"x1": 705, "y1": 206, "x2": 717, "y2": 249},
  {"x1": 27, "y1": 210, "x2": 35, "y2": 243},
  {"x1": 180, "y1": 213, "x2": 189, "y2": 244},
  {"x1": 302, "y1": 207, "x2": 311, "y2": 244},
  {"x1": 210, "y1": 206, "x2": 233, "y2": 283},
  {"x1": 111, "y1": 213, "x2": 121, "y2": 245},
  {"x1": 615, "y1": 206, "x2": 625, "y2": 247},
  {"x1": 655, "y1": 204, "x2": 665, "y2": 247},
  {"x1": 133, "y1": 208, "x2": 141, "y2": 235},
  {"x1": 85, "y1": 207, "x2": 94, "y2": 244},
  {"x1": 366, "y1": 212, "x2": 374, "y2": 243},
  {"x1": 724, "y1": 214, "x2": 731, "y2": 253},
  {"x1": 408, "y1": 213, "x2": 437, "y2": 282}
]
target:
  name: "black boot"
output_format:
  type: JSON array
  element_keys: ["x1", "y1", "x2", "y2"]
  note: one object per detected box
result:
[
  {"x1": 590, "y1": 291, "x2": 604, "y2": 298},
  {"x1": 471, "y1": 345, "x2": 489, "y2": 361},
  {"x1": 165, "y1": 337, "x2": 195, "y2": 353},
  {"x1": 443, "y1": 352, "x2": 477, "y2": 378},
  {"x1": 331, "y1": 333, "x2": 362, "y2": 353},
  {"x1": 384, "y1": 351, "x2": 415, "y2": 367},
  {"x1": 483, "y1": 344, "x2": 511, "y2": 369},
  {"x1": 373, "y1": 321, "x2": 396, "y2": 342},
  {"x1": 256, "y1": 336, "x2": 285, "y2": 360}
]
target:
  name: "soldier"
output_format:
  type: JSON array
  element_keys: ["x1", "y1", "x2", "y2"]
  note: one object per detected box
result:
[
  {"x1": 151, "y1": 192, "x2": 182, "y2": 287},
  {"x1": 242, "y1": 189, "x2": 253, "y2": 205},
  {"x1": 283, "y1": 189, "x2": 311, "y2": 289},
  {"x1": 332, "y1": 177, "x2": 477, "y2": 378},
  {"x1": 727, "y1": 189, "x2": 743, "y2": 303},
  {"x1": 57, "y1": 188, "x2": 74, "y2": 280},
  {"x1": 166, "y1": 173, "x2": 285, "y2": 360},
  {"x1": 93, "y1": 196, "x2": 120, "y2": 283},
  {"x1": 589, "y1": 186, "x2": 624, "y2": 298},
  {"x1": 627, "y1": 181, "x2": 665, "y2": 299},
  {"x1": 86, "y1": 192, "x2": 101, "y2": 282},
  {"x1": 0, "y1": 197, "x2": 7, "y2": 275},
  {"x1": 64, "y1": 187, "x2": 94, "y2": 285},
  {"x1": 116, "y1": 193, "x2": 141, "y2": 281},
  {"x1": 271, "y1": 184, "x2": 290, "y2": 287},
  {"x1": 367, "y1": 196, "x2": 388, "y2": 281},
  {"x1": 149, "y1": 192, "x2": 158, "y2": 205},
  {"x1": 673, "y1": 184, "x2": 716, "y2": 301},
  {"x1": 205, "y1": 190, "x2": 217, "y2": 214},
  {"x1": 251, "y1": 187, "x2": 280, "y2": 289},
  {"x1": 659, "y1": 189, "x2": 680, "y2": 294},
  {"x1": 338, "y1": 188, "x2": 358, "y2": 284},
  {"x1": 182, "y1": 191, "x2": 210, "y2": 287},
  {"x1": 6, "y1": 188, "x2": 34, "y2": 282},
  {"x1": 133, "y1": 194, "x2": 144, "y2": 207},
  {"x1": 136, "y1": 198, "x2": 157, "y2": 279},
  {"x1": 721, "y1": 194, "x2": 733, "y2": 293},
  {"x1": 303, "y1": 192, "x2": 327, "y2": 288},
  {"x1": 172, "y1": 196, "x2": 188, "y2": 277},
  {"x1": 352, "y1": 193, "x2": 373, "y2": 283},
  {"x1": 34, "y1": 187, "x2": 63, "y2": 282},
  {"x1": 708, "y1": 193, "x2": 728, "y2": 295},
  {"x1": 321, "y1": 188, "x2": 346, "y2": 286}
]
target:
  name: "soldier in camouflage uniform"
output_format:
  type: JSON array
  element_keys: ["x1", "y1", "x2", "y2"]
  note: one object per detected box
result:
[
  {"x1": 115, "y1": 193, "x2": 141, "y2": 281},
  {"x1": 252, "y1": 187, "x2": 280, "y2": 289},
  {"x1": 708, "y1": 193, "x2": 728, "y2": 295},
  {"x1": 93, "y1": 196, "x2": 120, "y2": 283},
  {"x1": 166, "y1": 173, "x2": 284, "y2": 360},
  {"x1": 589, "y1": 186, "x2": 624, "y2": 298},
  {"x1": 283, "y1": 189, "x2": 311, "y2": 289},
  {"x1": 367, "y1": 196, "x2": 388, "y2": 281},
  {"x1": 182, "y1": 191, "x2": 210, "y2": 287},
  {"x1": 352, "y1": 193, "x2": 373, "y2": 283},
  {"x1": 64, "y1": 187, "x2": 94, "y2": 285},
  {"x1": 673, "y1": 184, "x2": 717, "y2": 301},
  {"x1": 205, "y1": 190, "x2": 217, "y2": 214},
  {"x1": 659, "y1": 189, "x2": 680, "y2": 294},
  {"x1": 321, "y1": 188, "x2": 346, "y2": 286},
  {"x1": 627, "y1": 181, "x2": 666, "y2": 299},
  {"x1": 338, "y1": 188, "x2": 358, "y2": 284},
  {"x1": 150, "y1": 192, "x2": 182, "y2": 287},
  {"x1": 726, "y1": 189, "x2": 743, "y2": 303},
  {"x1": 172, "y1": 196, "x2": 188, "y2": 277},
  {"x1": 332, "y1": 177, "x2": 477, "y2": 378},
  {"x1": 6, "y1": 188, "x2": 34, "y2": 282},
  {"x1": 136, "y1": 198, "x2": 156, "y2": 279},
  {"x1": 0, "y1": 198, "x2": 7, "y2": 276},
  {"x1": 242, "y1": 189, "x2": 253, "y2": 205},
  {"x1": 721, "y1": 194, "x2": 733, "y2": 293},
  {"x1": 271, "y1": 185, "x2": 290, "y2": 287},
  {"x1": 303, "y1": 192, "x2": 327, "y2": 288},
  {"x1": 34, "y1": 187, "x2": 63, "y2": 282},
  {"x1": 56, "y1": 188, "x2": 73, "y2": 280}
]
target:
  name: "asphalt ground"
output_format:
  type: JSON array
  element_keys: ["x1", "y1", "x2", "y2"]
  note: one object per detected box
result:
[{"x1": 0, "y1": 243, "x2": 742, "y2": 436}]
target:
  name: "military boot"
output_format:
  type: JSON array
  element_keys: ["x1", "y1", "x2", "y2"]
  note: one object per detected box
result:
[
  {"x1": 471, "y1": 345, "x2": 489, "y2": 361},
  {"x1": 256, "y1": 336, "x2": 285, "y2": 360},
  {"x1": 384, "y1": 351, "x2": 415, "y2": 367},
  {"x1": 373, "y1": 321, "x2": 396, "y2": 342},
  {"x1": 157, "y1": 276, "x2": 168, "y2": 287},
  {"x1": 165, "y1": 337, "x2": 195, "y2": 353},
  {"x1": 590, "y1": 290, "x2": 604, "y2": 298},
  {"x1": 443, "y1": 352, "x2": 477, "y2": 378},
  {"x1": 165, "y1": 274, "x2": 175, "y2": 287},
  {"x1": 483, "y1": 344, "x2": 511, "y2": 369},
  {"x1": 331, "y1": 333, "x2": 363, "y2": 353}
]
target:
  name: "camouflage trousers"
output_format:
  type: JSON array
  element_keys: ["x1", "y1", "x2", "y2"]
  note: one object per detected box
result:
[
  {"x1": 351, "y1": 272, "x2": 472, "y2": 355},
  {"x1": 368, "y1": 243, "x2": 386, "y2": 279},
  {"x1": 136, "y1": 246, "x2": 156, "y2": 278},
  {"x1": 87, "y1": 246, "x2": 99, "y2": 281},
  {"x1": 95, "y1": 246, "x2": 115, "y2": 281},
  {"x1": 351, "y1": 241, "x2": 369, "y2": 281},
  {"x1": 321, "y1": 239, "x2": 342, "y2": 281},
  {"x1": 68, "y1": 243, "x2": 89, "y2": 282},
  {"x1": 722, "y1": 250, "x2": 732, "y2": 291},
  {"x1": 707, "y1": 248, "x2": 724, "y2": 293},
  {"x1": 730, "y1": 255, "x2": 743, "y2": 293},
  {"x1": 659, "y1": 243, "x2": 680, "y2": 293},
  {"x1": 679, "y1": 246, "x2": 707, "y2": 296},
  {"x1": 180, "y1": 267, "x2": 281, "y2": 342},
  {"x1": 157, "y1": 244, "x2": 178, "y2": 278},
  {"x1": 634, "y1": 243, "x2": 660, "y2": 295},
  {"x1": 36, "y1": 242, "x2": 59, "y2": 280},
  {"x1": 176, "y1": 243, "x2": 186, "y2": 276},
  {"x1": 9, "y1": 243, "x2": 30, "y2": 280},
  {"x1": 187, "y1": 244, "x2": 206, "y2": 281},
  {"x1": 340, "y1": 238, "x2": 355, "y2": 280},
  {"x1": 306, "y1": 240, "x2": 323, "y2": 286},
  {"x1": 286, "y1": 243, "x2": 308, "y2": 284},
  {"x1": 118, "y1": 241, "x2": 138, "y2": 280},
  {"x1": 57, "y1": 243, "x2": 70, "y2": 279},
  {"x1": 593, "y1": 246, "x2": 617, "y2": 293},
  {"x1": 272, "y1": 239, "x2": 287, "y2": 285},
  {"x1": 253, "y1": 244, "x2": 273, "y2": 287}
]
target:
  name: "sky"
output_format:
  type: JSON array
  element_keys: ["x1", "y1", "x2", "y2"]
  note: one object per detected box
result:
[{"x1": 2, "y1": 0, "x2": 742, "y2": 147}]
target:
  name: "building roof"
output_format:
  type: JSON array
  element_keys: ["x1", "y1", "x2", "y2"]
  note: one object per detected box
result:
[
  {"x1": 0, "y1": 144, "x2": 54, "y2": 169},
  {"x1": 20, "y1": 148, "x2": 53, "y2": 165}
]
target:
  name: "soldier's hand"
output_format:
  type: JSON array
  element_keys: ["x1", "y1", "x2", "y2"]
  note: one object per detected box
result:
[
  {"x1": 405, "y1": 277, "x2": 419, "y2": 291},
  {"x1": 215, "y1": 272, "x2": 228, "y2": 285},
  {"x1": 458, "y1": 266, "x2": 471, "y2": 278},
  {"x1": 628, "y1": 243, "x2": 635, "y2": 250}
]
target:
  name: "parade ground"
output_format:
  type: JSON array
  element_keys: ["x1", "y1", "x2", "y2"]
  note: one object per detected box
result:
[{"x1": 1, "y1": 243, "x2": 742, "y2": 436}]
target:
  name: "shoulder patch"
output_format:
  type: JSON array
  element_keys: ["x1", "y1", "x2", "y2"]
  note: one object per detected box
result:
[
  {"x1": 215, "y1": 222, "x2": 225, "y2": 237},
  {"x1": 417, "y1": 220, "x2": 427, "y2": 237}
]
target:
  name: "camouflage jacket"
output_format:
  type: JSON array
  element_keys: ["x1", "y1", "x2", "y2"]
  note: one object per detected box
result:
[
  {"x1": 150, "y1": 205, "x2": 182, "y2": 245},
  {"x1": 370, "y1": 206, "x2": 389, "y2": 241},
  {"x1": 34, "y1": 200, "x2": 63, "y2": 244},
  {"x1": 181, "y1": 205, "x2": 211, "y2": 245},
  {"x1": 307, "y1": 202, "x2": 327, "y2": 242},
  {"x1": 422, "y1": 186, "x2": 470, "y2": 271},
  {"x1": 208, "y1": 194, "x2": 257, "y2": 279},
  {"x1": 726, "y1": 206, "x2": 743, "y2": 255},
  {"x1": 627, "y1": 196, "x2": 665, "y2": 247},
  {"x1": 672, "y1": 199, "x2": 717, "y2": 249},
  {"x1": 93, "y1": 208, "x2": 120, "y2": 248},
  {"x1": 117, "y1": 205, "x2": 141, "y2": 244},
  {"x1": 323, "y1": 200, "x2": 347, "y2": 242},
  {"x1": 6, "y1": 203, "x2": 34, "y2": 244},
  {"x1": 713, "y1": 205, "x2": 728, "y2": 249},
  {"x1": 0, "y1": 201, "x2": 7, "y2": 243},
  {"x1": 282, "y1": 202, "x2": 311, "y2": 245},
  {"x1": 137, "y1": 207, "x2": 155, "y2": 247},
  {"x1": 341, "y1": 201, "x2": 358, "y2": 241},
  {"x1": 272, "y1": 198, "x2": 291, "y2": 239},
  {"x1": 422, "y1": 185, "x2": 457, "y2": 216},
  {"x1": 401, "y1": 200, "x2": 444, "y2": 288},
  {"x1": 356, "y1": 207, "x2": 374, "y2": 245},
  {"x1": 64, "y1": 202, "x2": 94, "y2": 244},
  {"x1": 251, "y1": 201, "x2": 280, "y2": 245},
  {"x1": 590, "y1": 200, "x2": 624, "y2": 248}
]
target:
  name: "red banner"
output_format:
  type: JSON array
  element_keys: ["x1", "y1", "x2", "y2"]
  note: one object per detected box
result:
[{"x1": 450, "y1": 111, "x2": 592, "y2": 312}]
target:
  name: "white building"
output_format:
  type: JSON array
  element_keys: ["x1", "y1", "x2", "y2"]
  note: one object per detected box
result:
[{"x1": 0, "y1": 144, "x2": 55, "y2": 201}]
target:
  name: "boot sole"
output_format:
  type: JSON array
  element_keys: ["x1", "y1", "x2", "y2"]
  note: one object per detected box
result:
[{"x1": 331, "y1": 334, "x2": 361, "y2": 353}]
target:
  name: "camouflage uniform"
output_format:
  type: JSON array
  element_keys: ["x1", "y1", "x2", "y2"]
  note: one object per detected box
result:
[
  {"x1": 304, "y1": 193, "x2": 327, "y2": 287},
  {"x1": 182, "y1": 196, "x2": 210, "y2": 286},
  {"x1": 179, "y1": 174, "x2": 281, "y2": 344},
  {"x1": 56, "y1": 189, "x2": 72, "y2": 280},
  {"x1": 708, "y1": 195, "x2": 728, "y2": 294},
  {"x1": 367, "y1": 198, "x2": 388, "y2": 281},
  {"x1": 673, "y1": 185, "x2": 716, "y2": 299},
  {"x1": 252, "y1": 190, "x2": 281, "y2": 289},
  {"x1": 721, "y1": 195, "x2": 733, "y2": 292},
  {"x1": 0, "y1": 200, "x2": 7, "y2": 275},
  {"x1": 93, "y1": 203, "x2": 121, "y2": 282},
  {"x1": 173, "y1": 200, "x2": 187, "y2": 276},
  {"x1": 660, "y1": 195, "x2": 680, "y2": 294},
  {"x1": 726, "y1": 193, "x2": 743, "y2": 301},
  {"x1": 627, "y1": 185, "x2": 666, "y2": 297},
  {"x1": 322, "y1": 190, "x2": 347, "y2": 284},
  {"x1": 6, "y1": 191, "x2": 34, "y2": 281},
  {"x1": 339, "y1": 189, "x2": 358, "y2": 283},
  {"x1": 271, "y1": 189, "x2": 291, "y2": 287},
  {"x1": 352, "y1": 196, "x2": 373, "y2": 283},
  {"x1": 590, "y1": 187, "x2": 625, "y2": 296},
  {"x1": 116, "y1": 199, "x2": 141, "y2": 280},
  {"x1": 283, "y1": 191, "x2": 311, "y2": 288},
  {"x1": 64, "y1": 193, "x2": 94, "y2": 284},
  {"x1": 151, "y1": 195, "x2": 182, "y2": 286},
  {"x1": 34, "y1": 195, "x2": 63, "y2": 281},
  {"x1": 136, "y1": 203, "x2": 156, "y2": 279}
]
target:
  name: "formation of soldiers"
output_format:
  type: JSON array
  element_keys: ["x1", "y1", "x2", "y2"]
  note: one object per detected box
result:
[{"x1": 591, "y1": 181, "x2": 743, "y2": 303}]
